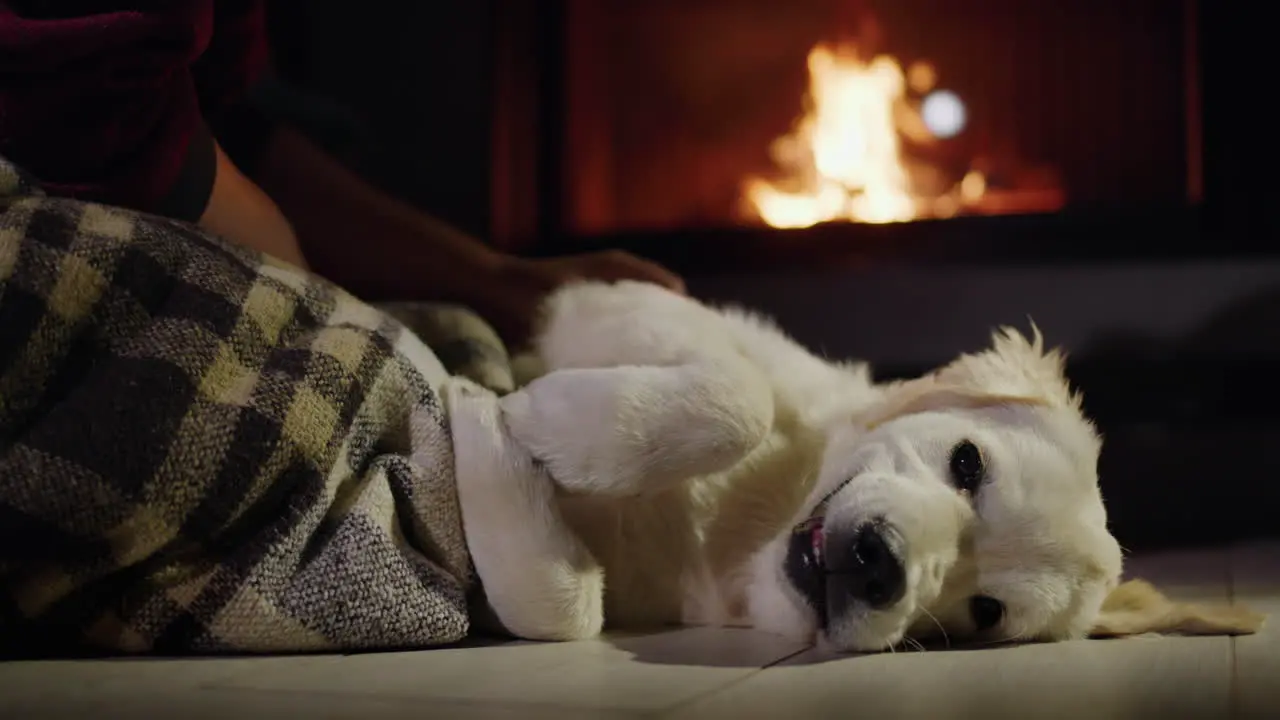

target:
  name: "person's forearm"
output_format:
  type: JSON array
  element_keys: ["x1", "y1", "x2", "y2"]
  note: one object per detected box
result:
[{"x1": 251, "y1": 124, "x2": 505, "y2": 303}]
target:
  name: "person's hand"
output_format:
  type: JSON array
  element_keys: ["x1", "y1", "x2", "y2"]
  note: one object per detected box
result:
[{"x1": 483, "y1": 250, "x2": 686, "y2": 347}]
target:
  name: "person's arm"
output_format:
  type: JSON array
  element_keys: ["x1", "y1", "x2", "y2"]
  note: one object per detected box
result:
[
  {"x1": 199, "y1": 140, "x2": 307, "y2": 268},
  {"x1": 198, "y1": 3, "x2": 679, "y2": 343},
  {"x1": 0, "y1": 5, "x2": 219, "y2": 220},
  {"x1": 248, "y1": 124, "x2": 684, "y2": 343},
  {"x1": 252, "y1": 125, "x2": 505, "y2": 303}
]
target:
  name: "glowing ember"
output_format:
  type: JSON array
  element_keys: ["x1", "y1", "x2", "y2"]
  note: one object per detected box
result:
[{"x1": 743, "y1": 44, "x2": 986, "y2": 228}]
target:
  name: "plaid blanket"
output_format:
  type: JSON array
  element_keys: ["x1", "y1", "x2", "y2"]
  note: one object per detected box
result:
[{"x1": 0, "y1": 156, "x2": 514, "y2": 655}]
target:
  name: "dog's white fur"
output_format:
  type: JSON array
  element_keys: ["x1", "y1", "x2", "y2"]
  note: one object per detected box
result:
[{"x1": 443, "y1": 281, "x2": 1263, "y2": 651}]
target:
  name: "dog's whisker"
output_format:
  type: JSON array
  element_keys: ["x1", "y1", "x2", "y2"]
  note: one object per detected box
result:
[{"x1": 919, "y1": 607, "x2": 950, "y2": 649}]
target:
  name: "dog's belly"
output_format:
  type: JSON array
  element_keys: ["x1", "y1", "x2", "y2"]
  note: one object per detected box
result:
[
  {"x1": 559, "y1": 426, "x2": 824, "y2": 630},
  {"x1": 559, "y1": 487, "x2": 706, "y2": 628}
]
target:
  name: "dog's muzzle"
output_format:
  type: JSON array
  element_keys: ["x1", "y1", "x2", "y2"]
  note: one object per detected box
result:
[{"x1": 785, "y1": 517, "x2": 908, "y2": 628}]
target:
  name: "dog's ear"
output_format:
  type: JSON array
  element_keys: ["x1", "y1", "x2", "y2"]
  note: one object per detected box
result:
[
  {"x1": 934, "y1": 324, "x2": 1083, "y2": 412},
  {"x1": 1089, "y1": 579, "x2": 1265, "y2": 637},
  {"x1": 857, "y1": 377, "x2": 1048, "y2": 430}
]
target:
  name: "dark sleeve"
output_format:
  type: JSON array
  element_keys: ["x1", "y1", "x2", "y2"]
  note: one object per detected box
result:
[
  {"x1": 194, "y1": 0, "x2": 278, "y2": 181},
  {"x1": 0, "y1": 3, "x2": 233, "y2": 221}
]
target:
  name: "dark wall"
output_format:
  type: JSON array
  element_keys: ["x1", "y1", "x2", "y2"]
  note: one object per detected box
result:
[
  {"x1": 1199, "y1": 0, "x2": 1275, "y2": 228},
  {"x1": 265, "y1": 2, "x2": 495, "y2": 238}
]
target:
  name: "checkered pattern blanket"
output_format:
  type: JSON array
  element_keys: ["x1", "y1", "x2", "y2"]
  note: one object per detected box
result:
[{"x1": 0, "y1": 156, "x2": 514, "y2": 655}]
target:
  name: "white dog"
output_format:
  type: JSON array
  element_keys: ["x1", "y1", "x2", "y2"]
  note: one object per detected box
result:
[{"x1": 443, "y1": 280, "x2": 1262, "y2": 652}]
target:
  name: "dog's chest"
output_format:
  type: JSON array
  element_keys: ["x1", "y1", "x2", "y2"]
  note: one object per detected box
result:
[{"x1": 559, "y1": 423, "x2": 822, "y2": 629}]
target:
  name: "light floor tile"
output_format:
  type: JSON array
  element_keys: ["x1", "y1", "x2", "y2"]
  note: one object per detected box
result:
[
  {"x1": 205, "y1": 627, "x2": 808, "y2": 714},
  {"x1": 1230, "y1": 541, "x2": 1280, "y2": 720},
  {"x1": 4, "y1": 546, "x2": 1273, "y2": 719}
]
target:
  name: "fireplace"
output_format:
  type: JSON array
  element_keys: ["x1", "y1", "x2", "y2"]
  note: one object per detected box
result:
[
  {"x1": 492, "y1": 0, "x2": 1273, "y2": 273},
  {"x1": 571, "y1": 0, "x2": 1190, "y2": 229}
]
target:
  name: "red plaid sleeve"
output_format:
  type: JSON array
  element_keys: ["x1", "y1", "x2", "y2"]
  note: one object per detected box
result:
[{"x1": 0, "y1": 1, "x2": 269, "y2": 219}]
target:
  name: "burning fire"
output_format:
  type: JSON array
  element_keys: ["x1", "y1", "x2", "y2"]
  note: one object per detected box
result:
[{"x1": 743, "y1": 44, "x2": 987, "y2": 228}]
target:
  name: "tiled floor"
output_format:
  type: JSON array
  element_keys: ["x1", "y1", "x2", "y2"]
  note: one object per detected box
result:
[{"x1": 2, "y1": 543, "x2": 1277, "y2": 719}]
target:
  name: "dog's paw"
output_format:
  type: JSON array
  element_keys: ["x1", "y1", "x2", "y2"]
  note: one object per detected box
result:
[
  {"x1": 442, "y1": 376, "x2": 494, "y2": 403},
  {"x1": 443, "y1": 376, "x2": 536, "y2": 489}
]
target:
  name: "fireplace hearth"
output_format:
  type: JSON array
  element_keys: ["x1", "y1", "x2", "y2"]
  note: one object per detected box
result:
[{"x1": 527, "y1": 206, "x2": 1212, "y2": 275}]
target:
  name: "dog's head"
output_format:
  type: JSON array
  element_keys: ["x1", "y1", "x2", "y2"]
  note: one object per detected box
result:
[{"x1": 748, "y1": 326, "x2": 1263, "y2": 652}]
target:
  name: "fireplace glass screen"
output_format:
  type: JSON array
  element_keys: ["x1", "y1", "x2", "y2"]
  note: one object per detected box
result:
[{"x1": 555, "y1": 0, "x2": 1197, "y2": 236}]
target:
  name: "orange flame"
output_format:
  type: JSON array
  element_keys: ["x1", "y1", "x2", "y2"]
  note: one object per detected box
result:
[{"x1": 743, "y1": 44, "x2": 983, "y2": 228}]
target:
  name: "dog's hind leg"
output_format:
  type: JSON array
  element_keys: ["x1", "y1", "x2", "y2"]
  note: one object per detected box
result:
[
  {"x1": 499, "y1": 352, "x2": 775, "y2": 496},
  {"x1": 444, "y1": 378, "x2": 604, "y2": 641}
]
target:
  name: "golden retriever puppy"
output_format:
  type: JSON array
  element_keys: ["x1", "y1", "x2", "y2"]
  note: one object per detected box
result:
[{"x1": 444, "y1": 281, "x2": 1263, "y2": 651}]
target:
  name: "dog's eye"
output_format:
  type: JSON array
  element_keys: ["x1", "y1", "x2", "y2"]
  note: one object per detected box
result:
[
  {"x1": 948, "y1": 440, "x2": 985, "y2": 492},
  {"x1": 970, "y1": 595, "x2": 1005, "y2": 631}
]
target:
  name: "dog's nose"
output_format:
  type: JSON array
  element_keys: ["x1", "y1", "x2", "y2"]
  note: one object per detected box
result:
[{"x1": 827, "y1": 523, "x2": 906, "y2": 611}]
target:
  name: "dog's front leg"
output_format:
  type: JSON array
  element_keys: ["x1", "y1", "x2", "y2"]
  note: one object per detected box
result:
[
  {"x1": 444, "y1": 378, "x2": 604, "y2": 641},
  {"x1": 498, "y1": 356, "x2": 774, "y2": 496}
]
